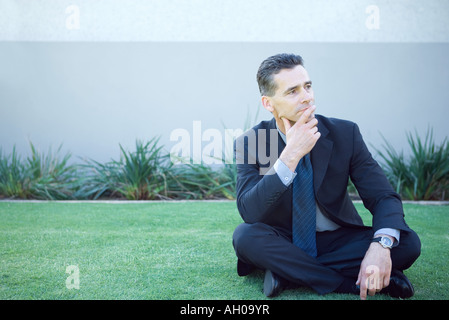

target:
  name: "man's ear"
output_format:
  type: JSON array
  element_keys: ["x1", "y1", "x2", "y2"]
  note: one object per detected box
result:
[{"x1": 261, "y1": 96, "x2": 274, "y2": 113}]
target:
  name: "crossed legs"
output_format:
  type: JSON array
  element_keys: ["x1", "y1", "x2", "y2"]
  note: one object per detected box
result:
[{"x1": 232, "y1": 222, "x2": 421, "y2": 295}]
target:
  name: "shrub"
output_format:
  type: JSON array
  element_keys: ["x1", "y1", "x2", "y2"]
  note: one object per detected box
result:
[
  {"x1": 0, "y1": 143, "x2": 79, "y2": 200},
  {"x1": 375, "y1": 128, "x2": 449, "y2": 200},
  {"x1": 80, "y1": 138, "x2": 170, "y2": 200},
  {"x1": 27, "y1": 143, "x2": 80, "y2": 200},
  {"x1": 0, "y1": 146, "x2": 30, "y2": 198},
  {"x1": 166, "y1": 161, "x2": 236, "y2": 200}
]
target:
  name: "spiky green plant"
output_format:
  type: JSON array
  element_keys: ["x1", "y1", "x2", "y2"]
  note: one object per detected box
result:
[
  {"x1": 117, "y1": 138, "x2": 169, "y2": 200},
  {"x1": 375, "y1": 128, "x2": 449, "y2": 200},
  {"x1": 0, "y1": 146, "x2": 30, "y2": 198},
  {"x1": 166, "y1": 161, "x2": 235, "y2": 200},
  {"x1": 25, "y1": 143, "x2": 79, "y2": 200},
  {"x1": 0, "y1": 143, "x2": 79, "y2": 200},
  {"x1": 80, "y1": 138, "x2": 170, "y2": 200}
]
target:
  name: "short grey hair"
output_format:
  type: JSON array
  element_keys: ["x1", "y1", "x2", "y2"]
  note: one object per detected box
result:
[{"x1": 256, "y1": 53, "x2": 304, "y2": 97}]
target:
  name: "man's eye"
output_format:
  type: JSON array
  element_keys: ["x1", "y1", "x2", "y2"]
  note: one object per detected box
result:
[{"x1": 289, "y1": 90, "x2": 297, "y2": 95}]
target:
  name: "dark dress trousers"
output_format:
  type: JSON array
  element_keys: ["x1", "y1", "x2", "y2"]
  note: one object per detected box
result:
[{"x1": 232, "y1": 115, "x2": 421, "y2": 294}]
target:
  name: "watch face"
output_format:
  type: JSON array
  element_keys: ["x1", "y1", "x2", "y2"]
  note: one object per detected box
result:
[{"x1": 381, "y1": 237, "x2": 393, "y2": 247}]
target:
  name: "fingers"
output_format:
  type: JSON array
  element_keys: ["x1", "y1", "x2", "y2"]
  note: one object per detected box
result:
[
  {"x1": 294, "y1": 106, "x2": 318, "y2": 131},
  {"x1": 356, "y1": 271, "x2": 365, "y2": 300},
  {"x1": 358, "y1": 275, "x2": 368, "y2": 300},
  {"x1": 314, "y1": 130, "x2": 321, "y2": 140},
  {"x1": 307, "y1": 117, "x2": 319, "y2": 129},
  {"x1": 282, "y1": 105, "x2": 317, "y2": 133},
  {"x1": 282, "y1": 115, "x2": 318, "y2": 135},
  {"x1": 383, "y1": 271, "x2": 391, "y2": 288},
  {"x1": 357, "y1": 266, "x2": 391, "y2": 300},
  {"x1": 358, "y1": 272, "x2": 378, "y2": 300},
  {"x1": 368, "y1": 285, "x2": 377, "y2": 297},
  {"x1": 297, "y1": 105, "x2": 316, "y2": 125},
  {"x1": 281, "y1": 117, "x2": 292, "y2": 133}
]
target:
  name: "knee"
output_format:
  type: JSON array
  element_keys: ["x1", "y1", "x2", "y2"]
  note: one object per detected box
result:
[
  {"x1": 232, "y1": 223, "x2": 256, "y2": 255},
  {"x1": 232, "y1": 222, "x2": 274, "y2": 257},
  {"x1": 406, "y1": 230, "x2": 421, "y2": 263},
  {"x1": 395, "y1": 229, "x2": 421, "y2": 269}
]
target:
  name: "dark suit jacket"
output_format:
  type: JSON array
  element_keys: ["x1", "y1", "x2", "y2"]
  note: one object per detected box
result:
[{"x1": 234, "y1": 115, "x2": 411, "y2": 235}]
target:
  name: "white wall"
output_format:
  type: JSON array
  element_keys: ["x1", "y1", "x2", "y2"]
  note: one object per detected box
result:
[{"x1": 1, "y1": 1, "x2": 448, "y2": 164}]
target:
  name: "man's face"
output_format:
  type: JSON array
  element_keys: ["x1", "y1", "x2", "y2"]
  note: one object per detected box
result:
[{"x1": 264, "y1": 65, "x2": 315, "y2": 124}]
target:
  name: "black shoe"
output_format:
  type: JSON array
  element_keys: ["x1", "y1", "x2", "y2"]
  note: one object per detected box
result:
[
  {"x1": 263, "y1": 270, "x2": 286, "y2": 297},
  {"x1": 382, "y1": 269, "x2": 414, "y2": 299},
  {"x1": 237, "y1": 259, "x2": 255, "y2": 276},
  {"x1": 334, "y1": 277, "x2": 360, "y2": 295}
]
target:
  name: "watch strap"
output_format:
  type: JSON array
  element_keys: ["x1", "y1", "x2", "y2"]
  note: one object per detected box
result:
[{"x1": 371, "y1": 236, "x2": 394, "y2": 248}]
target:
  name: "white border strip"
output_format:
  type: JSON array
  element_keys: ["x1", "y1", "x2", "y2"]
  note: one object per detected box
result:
[{"x1": 1, "y1": 0, "x2": 448, "y2": 42}]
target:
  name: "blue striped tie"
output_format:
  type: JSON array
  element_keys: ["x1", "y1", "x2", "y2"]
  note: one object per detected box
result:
[{"x1": 292, "y1": 154, "x2": 317, "y2": 257}]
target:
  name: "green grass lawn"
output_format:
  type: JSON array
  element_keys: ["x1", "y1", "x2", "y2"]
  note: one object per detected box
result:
[{"x1": 0, "y1": 201, "x2": 448, "y2": 300}]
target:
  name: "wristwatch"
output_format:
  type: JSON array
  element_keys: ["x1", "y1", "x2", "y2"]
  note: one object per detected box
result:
[{"x1": 371, "y1": 236, "x2": 394, "y2": 249}]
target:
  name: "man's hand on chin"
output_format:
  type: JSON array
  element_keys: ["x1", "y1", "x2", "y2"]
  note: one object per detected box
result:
[
  {"x1": 356, "y1": 238, "x2": 393, "y2": 300},
  {"x1": 278, "y1": 105, "x2": 320, "y2": 172}
]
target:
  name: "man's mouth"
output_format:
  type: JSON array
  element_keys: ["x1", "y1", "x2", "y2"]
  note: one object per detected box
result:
[
  {"x1": 296, "y1": 105, "x2": 313, "y2": 114},
  {"x1": 296, "y1": 105, "x2": 316, "y2": 120}
]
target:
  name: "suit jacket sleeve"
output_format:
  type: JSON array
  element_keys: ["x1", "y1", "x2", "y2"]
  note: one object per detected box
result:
[
  {"x1": 234, "y1": 131, "x2": 289, "y2": 223},
  {"x1": 349, "y1": 123, "x2": 409, "y2": 232}
]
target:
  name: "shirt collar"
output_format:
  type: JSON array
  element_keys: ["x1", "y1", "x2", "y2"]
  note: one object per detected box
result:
[{"x1": 275, "y1": 121, "x2": 287, "y2": 144}]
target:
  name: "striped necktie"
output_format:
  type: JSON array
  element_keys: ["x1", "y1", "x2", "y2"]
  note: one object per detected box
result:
[{"x1": 292, "y1": 154, "x2": 317, "y2": 257}]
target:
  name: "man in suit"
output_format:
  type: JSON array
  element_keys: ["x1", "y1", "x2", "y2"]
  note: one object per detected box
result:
[{"x1": 232, "y1": 53, "x2": 421, "y2": 300}]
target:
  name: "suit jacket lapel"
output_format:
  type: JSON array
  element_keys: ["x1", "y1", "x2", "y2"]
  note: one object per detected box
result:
[
  {"x1": 266, "y1": 118, "x2": 286, "y2": 157},
  {"x1": 311, "y1": 118, "x2": 333, "y2": 193}
]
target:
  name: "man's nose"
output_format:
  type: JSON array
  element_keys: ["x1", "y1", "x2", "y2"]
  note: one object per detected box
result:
[{"x1": 301, "y1": 91, "x2": 314, "y2": 104}]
